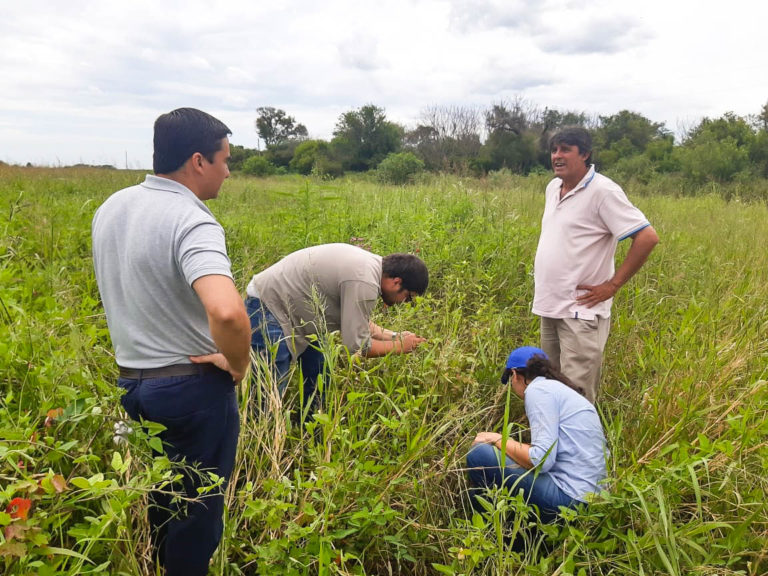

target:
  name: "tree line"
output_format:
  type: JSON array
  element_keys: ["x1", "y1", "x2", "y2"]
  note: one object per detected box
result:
[{"x1": 229, "y1": 100, "x2": 768, "y2": 186}]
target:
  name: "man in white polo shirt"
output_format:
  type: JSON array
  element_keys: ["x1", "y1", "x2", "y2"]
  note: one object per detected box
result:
[{"x1": 533, "y1": 127, "x2": 659, "y2": 403}]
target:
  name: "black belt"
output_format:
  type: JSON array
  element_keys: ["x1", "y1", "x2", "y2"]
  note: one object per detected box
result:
[{"x1": 118, "y1": 363, "x2": 218, "y2": 380}]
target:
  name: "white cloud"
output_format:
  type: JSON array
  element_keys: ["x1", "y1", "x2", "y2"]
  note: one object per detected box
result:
[{"x1": 1, "y1": 0, "x2": 767, "y2": 167}]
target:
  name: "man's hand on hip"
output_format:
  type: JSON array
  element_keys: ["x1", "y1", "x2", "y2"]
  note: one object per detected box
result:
[
  {"x1": 575, "y1": 281, "x2": 619, "y2": 308},
  {"x1": 190, "y1": 353, "x2": 245, "y2": 382}
]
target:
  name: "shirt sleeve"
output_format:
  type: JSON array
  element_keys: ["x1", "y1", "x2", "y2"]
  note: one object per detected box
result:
[
  {"x1": 177, "y1": 220, "x2": 233, "y2": 286},
  {"x1": 338, "y1": 280, "x2": 379, "y2": 353},
  {"x1": 525, "y1": 385, "x2": 560, "y2": 472},
  {"x1": 596, "y1": 183, "x2": 651, "y2": 241}
]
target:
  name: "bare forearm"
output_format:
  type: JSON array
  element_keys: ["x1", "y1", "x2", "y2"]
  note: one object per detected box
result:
[
  {"x1": 368, "y1": 321, "x2": 398, "y2": 341},
  {"x1": 192, "y1": 275, "x2": 252, "y2": 381},
  {"x1": 209, "y1": 310, "x2": 251, "y2": 378},
  {"x1": 612, "y1": 225, "x2": 659, "y2": 288},
  {"x1": 363, "y1": 333, "x2": 426, "y2": 357},
  {"x1": 497, "y1": 437, "x2": 533, "y2": 469},
  {"x1": 473, "y1": 432, "x2": 533, "y2": 469},
  {"x1": 577, "y1": 225, "x2": 659, "y2": 307}
]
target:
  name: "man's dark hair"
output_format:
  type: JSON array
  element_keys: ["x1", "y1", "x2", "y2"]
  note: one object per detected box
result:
[
  {"x1": 153, "y1": 108, "x2": 232, "y2": 174},
  {"x1": 382, "y1": 253, "x2": 429, "y2": 295},
  {"x1": 549, "y1": 126, "x2": 593, "y2": 167}
]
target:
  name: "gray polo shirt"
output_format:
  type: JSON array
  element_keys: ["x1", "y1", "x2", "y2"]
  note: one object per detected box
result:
[
  {"x1": 246, "y1": 244, "x2": 382, "y2": 358},
  {"x1": 92, "y1": 175, "x2": 233, "y2": 368}
]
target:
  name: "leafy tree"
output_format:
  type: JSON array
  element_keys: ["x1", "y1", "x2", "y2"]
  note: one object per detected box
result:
[
  {"x1": 479, "y1": 102, "x2": 539, "y2": 173},
  {"x1": 255, "y1": 107, "x2": 308, "y2": 148},
  {"x1": 759, "y1": 99, "x2": 768, "y2": 131},
  {"x1": 332, "y1": 105, "x2": 403, "y2": 171},
  {"x1": 594, "y1": 110, "x2": 668, "y2": 168},
  {"x1": 684, "y1": 112, "x2": 754, "y2": 148},
  {"x1": 534, "y1": 107, "x2": 591, "y2": 166},
  {"x1": 538, "y1": 107, "x2": 590, "y2": 134},
  {"x1": 485, "y1": 102, "x2": 529, "y2": 135},
  {"x1": 375, "y1": 152, "x2": 424, "y2": 184},
  {"x1": 749, "y1": 130, "x2": 768, "y2": 177},
  {"x1": 677, "y1": 113, "x2": 757, "y2": 182},
  {"x1": 404, "y1": 124, "x2": 442, "y2": 170}
]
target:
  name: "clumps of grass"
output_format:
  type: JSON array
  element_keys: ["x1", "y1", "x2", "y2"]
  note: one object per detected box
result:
[{"x1": 0, "y1": 167, "x2": 766, "y2": 574}]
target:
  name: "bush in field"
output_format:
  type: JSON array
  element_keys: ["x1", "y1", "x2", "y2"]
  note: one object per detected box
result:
[
  {"x1": 476, "y1": 130, "x2": 538, "y2": 174},
  {"x1": 228, "y1": 144, "x2": 259, "y2": 172},
  {"x1": 604, "y1": 154, "x2": 655, "y2": 184},
  {"x1": 750, "y1": 130, "x2": 768, "y2": 177},
  {"x1": 644, "y1": 135, "x2": 680, "y2": 173},
  {"x1": 311, "y1": 154, "x2": 344, "y2": 178},
  {"x1": 242, "y1": 155, "x2": 276, "y2": 177},
  {"x1": 375, "y1": 151, "x2": 424, "y2": 184},
  {"x1": 676, "y1": 134, "x2": 751, "y2": 183},
  {"x1": 290, "y1": 140, "x2": 331, "y2": 175}
]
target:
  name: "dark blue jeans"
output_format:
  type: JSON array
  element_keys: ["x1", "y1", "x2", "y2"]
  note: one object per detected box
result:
[
  {"x1": 466, "y1": 443, "x2": 578, "y2": 523},
  {"x1": 118, "y1": 366, "x2": 239, "y2": 576},
  {"x1": 246, "y1": 296, "x2": 325, "y2": 414}
]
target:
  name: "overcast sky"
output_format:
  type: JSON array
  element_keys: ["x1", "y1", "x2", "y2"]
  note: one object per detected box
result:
[{"x1": 2, "y1": 0, "x2": 766, "y2": 168}]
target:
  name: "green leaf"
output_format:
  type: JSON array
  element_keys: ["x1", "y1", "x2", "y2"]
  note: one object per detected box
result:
[
  {"x1": 110, "y1": 451, "x2": 123, "y2": 471},
  {"x1": 148, "y1": 437, "x2": 164, "y2": 453},
  {"x1": 70, "y1": 477, "x2": 92, "y2": 489},
  {"x1": 39, "y1": 546, "x2": 95, "y2": 564}
]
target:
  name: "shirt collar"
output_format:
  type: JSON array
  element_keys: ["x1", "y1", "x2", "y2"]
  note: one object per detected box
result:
[
  {"x1": 559, "y1": 164, "x2": 596, "y2": 201},
  {"x1": 140, "y1": 174, "x2": 214, "y2": 217}
]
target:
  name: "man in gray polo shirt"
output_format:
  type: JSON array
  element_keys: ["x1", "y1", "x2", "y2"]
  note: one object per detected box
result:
[
  {"x1": 92, "y1": 108, "x2": 250, "y2": 576},
  {"x1": 533, "y1": 127, "x2": 659, "y2": 403},
  {"x1": 245, "y1": 243, "x2": 428, "y2": 413}
]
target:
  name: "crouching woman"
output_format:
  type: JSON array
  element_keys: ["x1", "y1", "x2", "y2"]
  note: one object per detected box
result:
[{"x1": 466, "y1": 346, "x2": 606, "y2": 522}]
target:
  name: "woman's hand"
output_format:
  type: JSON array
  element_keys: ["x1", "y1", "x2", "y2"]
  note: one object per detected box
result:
[{"x1": 472, "y1": 431, "x2": 502, "y2": 446}]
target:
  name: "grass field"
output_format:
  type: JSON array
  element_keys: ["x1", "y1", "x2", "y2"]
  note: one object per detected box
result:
[{"x1": 0, "y1": 165, "x2": 766, "y2": 575}]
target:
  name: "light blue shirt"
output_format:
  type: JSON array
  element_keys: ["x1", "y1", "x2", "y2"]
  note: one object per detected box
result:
[{"x1": 525, "y1": 376, "x2": 607, "y2": 501}]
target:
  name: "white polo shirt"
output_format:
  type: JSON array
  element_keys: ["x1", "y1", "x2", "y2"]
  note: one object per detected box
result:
[{"x1": 532, "y1": 165, "x2": 650, "y2": 320}]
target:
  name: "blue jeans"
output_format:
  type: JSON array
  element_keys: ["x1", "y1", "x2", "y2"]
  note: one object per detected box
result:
[
  {"x1": 118, "y1": 367, "x2": 239, "y2": 576},
  {"x1": 466, "y1": 443, "x2": 578, "y2": 523},
  {"x1": 246, "y1": 296, "x2": 325, "y2": 414}
]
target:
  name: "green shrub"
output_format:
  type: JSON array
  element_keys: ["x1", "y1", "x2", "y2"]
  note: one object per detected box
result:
[
  {"x1": 606, "y1": 154, "x2": 655, "y2": 184},
  {"x1": 312, "y1": 155, "x2": 344, "y2": 178},
  {"x1": 375, "y1": 152, "x2": 424, "y2": 184},
  {"x1": 242, "y1": 155, "x2": 276, "y2": 177},
  {"x1": 290, "y1": 140, "x2": 329, "y2": 175},
  {"x1": 677, "y1": 135, "x2": 750, "y2": 183}
]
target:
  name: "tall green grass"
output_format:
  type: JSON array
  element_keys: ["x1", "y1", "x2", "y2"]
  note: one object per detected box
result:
[{"x1": 0, "y1": 165, "x2": 765, "y2": 575}]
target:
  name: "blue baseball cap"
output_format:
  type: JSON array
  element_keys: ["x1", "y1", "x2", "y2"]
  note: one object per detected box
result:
[{"x1": 500, "y1": 346, "x2": 548, "y2": 384}]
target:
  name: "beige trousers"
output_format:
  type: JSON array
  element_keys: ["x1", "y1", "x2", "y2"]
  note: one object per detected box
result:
[{"x1": 539, "y1": 316, "x2": 610, "y2": 404}]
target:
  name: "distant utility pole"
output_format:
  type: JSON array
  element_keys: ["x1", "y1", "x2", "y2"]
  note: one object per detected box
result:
[{"x1": 125, "y1": 151, "x2": 128, "y2": 169}]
